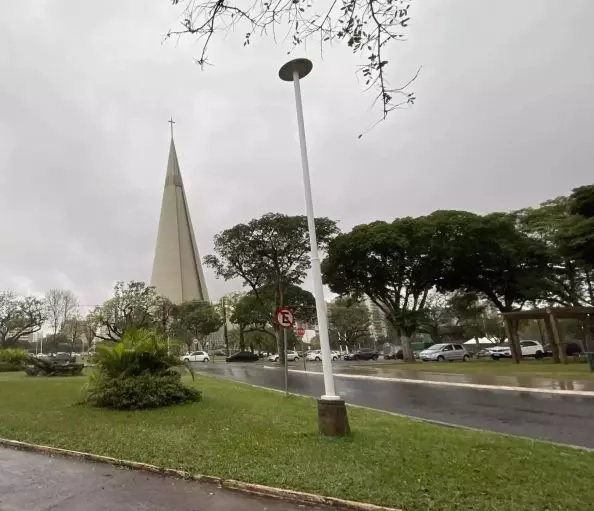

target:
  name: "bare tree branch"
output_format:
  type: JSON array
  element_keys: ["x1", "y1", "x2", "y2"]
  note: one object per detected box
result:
[{"x1": 168, "y1": 0, "x2": 418, "y2": 125}]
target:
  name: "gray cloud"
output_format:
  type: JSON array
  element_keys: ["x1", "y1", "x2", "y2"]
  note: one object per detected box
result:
[{"x1": 1, "y1": 0, "x2": 593, "y2": 305}]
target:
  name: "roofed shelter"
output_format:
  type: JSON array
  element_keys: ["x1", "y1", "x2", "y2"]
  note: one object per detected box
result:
[{"x1": 502, "y1": 306, "x2": 594, "y2": 371}]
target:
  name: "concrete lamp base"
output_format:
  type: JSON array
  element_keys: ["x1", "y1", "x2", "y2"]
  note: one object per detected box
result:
[{"x1": 317, "y1": 399, "x2": 350, "y2": 436}]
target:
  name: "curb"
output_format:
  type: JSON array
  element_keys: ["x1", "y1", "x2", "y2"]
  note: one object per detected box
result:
[
  {"x1": 0, "y1": 437, "x2": 401, "y2": 511},
  {"x1": 263, "y1": 366, "x2": 594, "y2": 397}
]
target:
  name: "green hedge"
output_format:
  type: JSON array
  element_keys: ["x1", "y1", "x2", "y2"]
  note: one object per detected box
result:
[
  {"x1": 0, "y1": 349, "x2": 29, "y2": 372},
  {"x1": 85, "y1": 373, "x2": 201, "y2": 410}
]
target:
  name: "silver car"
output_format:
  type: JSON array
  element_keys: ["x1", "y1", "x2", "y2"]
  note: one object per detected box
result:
[{"x1": 419, "y1": 343, "x2": 470, "y2": 362}]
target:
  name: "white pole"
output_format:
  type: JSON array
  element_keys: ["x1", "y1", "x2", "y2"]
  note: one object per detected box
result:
[{"x1": 291, "y1": 69, "x2": 339, "y2": 400}]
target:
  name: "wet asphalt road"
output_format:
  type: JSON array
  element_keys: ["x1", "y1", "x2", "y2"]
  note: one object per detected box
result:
[
  {"x1": 0, "y1": 448, "x2": 334, "y2": 511},
  {"x1": 197, "y1": 362, "x2": 594, "y2": 449}
]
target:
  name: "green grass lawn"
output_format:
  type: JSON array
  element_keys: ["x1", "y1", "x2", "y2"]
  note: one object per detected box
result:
[
  {"x1": 364, "y1": 359, "x2": 594, "y2": 380},
  {"x1": 0, "y1": 372, "x2": 593, "y2": 511}
]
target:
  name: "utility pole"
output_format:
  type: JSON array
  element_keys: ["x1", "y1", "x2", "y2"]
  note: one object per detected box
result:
[{"x1": 222, "y1": 297, "x2": 230, "y2": 357}]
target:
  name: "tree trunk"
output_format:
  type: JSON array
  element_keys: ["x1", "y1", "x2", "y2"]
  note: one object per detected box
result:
[
  {"x1": 401, "y1": 334, "x2": 415, "y2": 363},
  {"x1": 239, "y1": 325, "x2": 246, "y2": 351}
]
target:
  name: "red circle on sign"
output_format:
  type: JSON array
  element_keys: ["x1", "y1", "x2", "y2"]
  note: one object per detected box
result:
[{"x1": 296, "y1": 328, "x2": 305, "y2": 336}]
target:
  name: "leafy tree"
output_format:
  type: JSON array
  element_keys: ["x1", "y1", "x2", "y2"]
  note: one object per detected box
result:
[
  {"x1": 560, "y1": 185, "x2": 594, "y2": 268},
  {"x1": 447, "y1": 292, "x2": 487, "y2": 340},
  {"x1": 515, "y1": 196, "x2": 594, "y2": 306},
  {"x1": 417, "y1": 293, "x2": 451, "y2": 343},
  {"x1": 174, "y1": 300, "x2": 223, "y2": 352},
  {"x1": 431, "y1": 211, "x2": 553, "y2": 313},
  {"x1": 62, "y1": 314, "x2": 85, "y2": 352},
  {"x1": 323, "y1": 218, "x2": 446, "y2": 362},
  {"x1": 153, "y1": 295, "x2": 177, "y2": 336},
  {"x1": 205, "y1": 212, "x2": 338, "y2": 360},
  {"x1": 45, "y1": 289, "x2": 78, "y2": 352},
  {"x1": 168, "y1": 0, "x2": 417, "y2": 120},
  {"x1": 0, "y1": 291, "x2": 46, "y2": 349},
  {"x1": 229, "y1": 293, "x2": 271, "y2": 351},
  {"x1": 327, "y1": 297, "x2": 371, "y2": 349},
  {"x1": 230, "y1": 285, "x2": 316, "y2": 351},
  {"x1": 80, "y1": 316, "x2": 98, "y2": 351},
  {"x1": 89, "y1": 281, "x2": 159, "y2": 341}
]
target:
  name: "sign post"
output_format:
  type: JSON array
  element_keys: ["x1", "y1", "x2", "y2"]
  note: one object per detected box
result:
[{"x1": 276, "y1": 307, "x2": 295, "y2": 396}]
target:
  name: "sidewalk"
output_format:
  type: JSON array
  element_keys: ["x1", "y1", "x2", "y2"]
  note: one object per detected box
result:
[{"x1": 0, "y1": 448, "x2": 335, "y2": 511}]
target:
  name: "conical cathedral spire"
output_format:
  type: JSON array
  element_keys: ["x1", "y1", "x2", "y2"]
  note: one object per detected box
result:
[{"x1": 150, "y1": 128, "x2": 209, "y2": 303}]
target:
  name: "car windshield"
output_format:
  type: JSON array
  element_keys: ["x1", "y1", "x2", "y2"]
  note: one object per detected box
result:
[{"x1": 426, "y1": 344, "x2": 447, "y2": 351}]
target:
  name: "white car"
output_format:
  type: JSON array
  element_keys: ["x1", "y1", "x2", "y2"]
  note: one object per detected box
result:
[
  {"x1": 268, "y1": 350, "x2": 300, "y2": 362},
  {"x1": 488, "y1": 340, "x2": 545, "y2": 360},
  {"x1": 305, "y1": 350, "x2": 340, "y2": 361},
  {"x1": 181, "y1": 351, "x2": 210, "y2": 363}
]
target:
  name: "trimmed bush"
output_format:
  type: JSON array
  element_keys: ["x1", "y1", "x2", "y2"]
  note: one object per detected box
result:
[
  {"x1": 85, "y1": 328, "x2": 200, "y2": 410},
  {"x1": 86, "y1": 373, "x2": 201, "y2": 410},
  {"x1": 0, "y1": 349, "x2": 29, "y2": 372}
]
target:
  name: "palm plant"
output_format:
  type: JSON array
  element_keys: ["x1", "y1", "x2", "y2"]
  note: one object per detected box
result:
[{"x1": 94, "y1": 328, "x2": 193, "y2": 379}]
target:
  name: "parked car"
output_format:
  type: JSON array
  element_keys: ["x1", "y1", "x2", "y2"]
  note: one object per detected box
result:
[
  {"x1": 181, "y1": 351, "x2": 210, "y2": 363},
  {"x1": 346, "y1": 348, "x2": 379, "y2": 361},
  {"x1": 268, "y1": 350, "x2": 300, "y2": 362},
  {"x1": 305, "y1": 350, "x2": 340, "y2": 361},
  {"x1": 488, "y1": 340, "x2": 545, "y2": 360},
  {"x1": 419, "y1": 343, "x2": 469, "y2": 362},
  {"x1": 54, "y1": 352, "x2": 75, "y2": 363},
  {"x1": 226, "y1": 351, "x2": 259, "y2": 363},
  {"x1": 544, "y1": 342, "x2": 583, "y2": 358},
  {"x1": 384, "y1": 348, "x2": 403, "y2": 360}
]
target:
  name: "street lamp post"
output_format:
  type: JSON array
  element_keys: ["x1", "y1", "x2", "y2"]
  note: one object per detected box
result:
[{"x1": 279, "y1": 58, "x2": 350, "y2": 436}]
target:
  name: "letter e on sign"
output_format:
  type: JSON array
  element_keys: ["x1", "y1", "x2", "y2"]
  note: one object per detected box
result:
[{"x1": 275, "y1": 307, "x2": 295, "y2": 328}]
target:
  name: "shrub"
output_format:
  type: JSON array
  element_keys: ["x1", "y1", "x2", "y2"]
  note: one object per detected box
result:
[
  {"x1": 85, "y1": 328, "x2": 200, "y2": 410},
  {"x1": 86, "y1": 373, "x2": 201, "y2": 410},
  {"x1": 0, "y1": 349, "x2": 29, "y2": 372}
]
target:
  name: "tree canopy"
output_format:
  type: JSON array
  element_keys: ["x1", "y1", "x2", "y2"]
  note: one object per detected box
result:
[
  {"x1": 174, "y1": 300, "x2": 223, "y2": 351},
  {"x1": 429, "y1": 210, "x2": 553, "y2": 312},
  {"x1": 327, "y1": 297, "x2": 371, "y2": 349},
  {"x1": 322, "y1": 217, "x2": 444, "y2": 360},
  {"x1": 561, "y1": 185, "x2": 594, "y2": 268},
  {"x1": 0, "y1": 291, "x2": 46, "y2": 348},
  {"x1": 205, "y1": 212, "x2": 337, "y2": 359},
  {"x1": 89, "y1": 281, "x2": 164, "y2": 341}
]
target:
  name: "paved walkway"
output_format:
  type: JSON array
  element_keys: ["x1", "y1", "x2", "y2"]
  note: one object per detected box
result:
[{"x1": 0, "y1": 448, "x2": 335, "y2": 511}]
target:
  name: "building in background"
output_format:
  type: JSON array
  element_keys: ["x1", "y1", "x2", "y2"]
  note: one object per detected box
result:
[{"x1": 365, "y1": 297, "x2": 389, "y2": 342}]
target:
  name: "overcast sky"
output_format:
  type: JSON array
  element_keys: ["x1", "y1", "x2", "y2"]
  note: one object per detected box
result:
[{"x1": 1, "y1": 0, "x2": 593, "y2": 307}]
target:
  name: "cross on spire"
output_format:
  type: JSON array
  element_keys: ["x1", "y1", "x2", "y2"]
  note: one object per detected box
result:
[{"x1": 168, "y1": 117, "x2": 176, "y2": 138}]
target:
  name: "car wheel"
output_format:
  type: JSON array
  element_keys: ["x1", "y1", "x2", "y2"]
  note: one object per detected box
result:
[
  {"x1": 436, "y1": 355, "x2": 445, "y2": 362},
  {"x1": 332, "y1": 356, "x2": 337, "y2": 361},
  {"x1": 184, "y1": 358, "x2": 190, "y2": 363},
  {"x1": 535, "y1": 351, "x2": 543, "y2": 359},
  {"x1": 372, "y1": 355, "x2": 379, "y2": 360},
  {"x1": 463, "y1": 354, "x2": 470, "y2": 362},
  {"x1": 315, "y1": 356, "x2": 321, "y2": 361},
  {"x1": 203, "y1": 358, "x2": 209, "y2": 363},
  {"x1": 491, "y1": 355, "x2": 499, "y2": 361}
]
